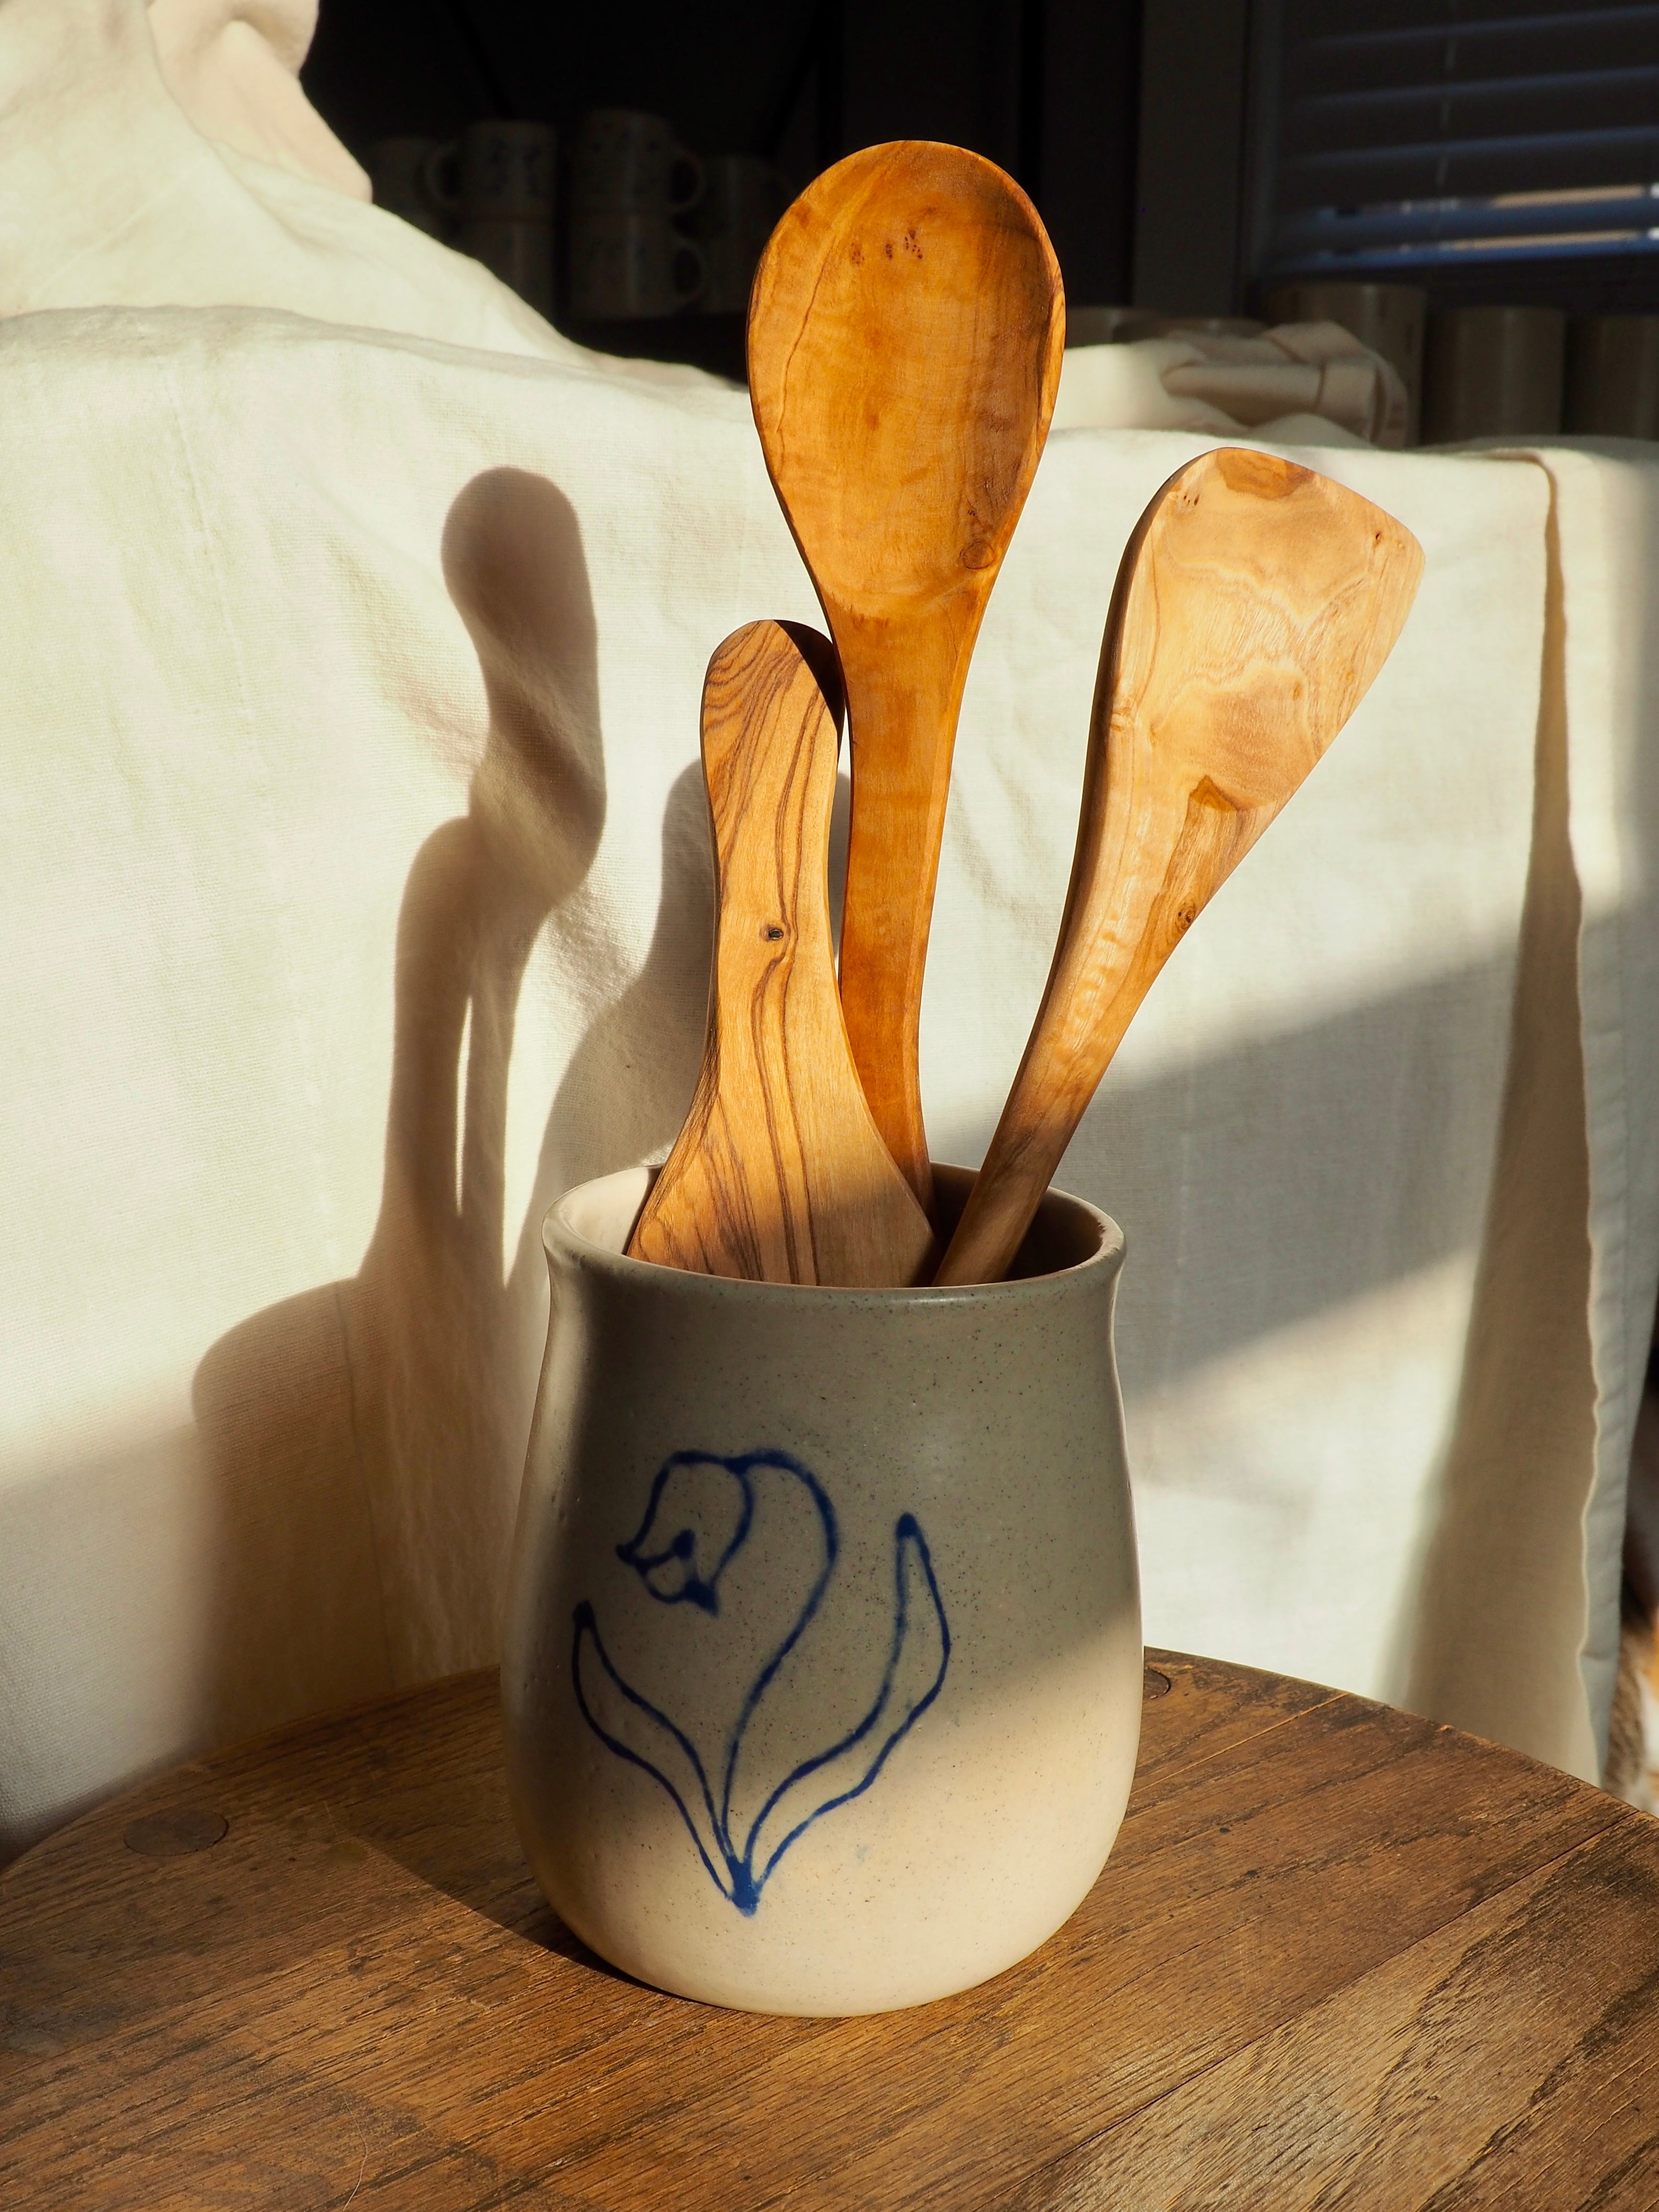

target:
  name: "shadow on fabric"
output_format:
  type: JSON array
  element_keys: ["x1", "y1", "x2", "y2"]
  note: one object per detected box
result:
[
  {"x1": 1389, "y1": 483, "x2": 1599, "y2": 1769},
  {"x1": 190, "y1": 467, "x2": 711, "y2": 1746},
  {"x1": 1397, "y1": 457, "x2": 1659, "y2": 1777}
]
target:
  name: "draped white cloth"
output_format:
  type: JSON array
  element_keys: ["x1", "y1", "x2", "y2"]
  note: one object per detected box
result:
[
  {"x1": 1052, "y1": 321, "x2": 1409, "y2": 447},
  {"x1": 3, "y1": 0, "x2": 1657, "y2": 1857}
]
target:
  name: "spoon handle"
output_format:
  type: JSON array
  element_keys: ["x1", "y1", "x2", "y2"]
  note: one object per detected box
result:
[
  {"x1": 835, "y1": 607, "x2": 981, "y2": 1215},
  {"x1": 629, "y1": 621, "x2": 936, "y2": 1288}
]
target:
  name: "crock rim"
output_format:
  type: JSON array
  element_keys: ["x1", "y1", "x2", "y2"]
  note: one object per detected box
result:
[{"x1": 542, "y1": 1162, "x2": 1126, "y2": 1302}]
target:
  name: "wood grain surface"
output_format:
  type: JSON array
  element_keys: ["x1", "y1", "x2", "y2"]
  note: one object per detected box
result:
[
  {"x1": 938, "y1": 448, "x2": 1424, "y2": 1286},
  {"x1": 5, "y1": 1654, "x2": 1655, "y2": 2209},
  {"x1": 628, "y1": 621, "x2": 935, "y2": 1286},
  {"x1": 749, "y1": 141, "x2": 1064, "y2": 1212}
]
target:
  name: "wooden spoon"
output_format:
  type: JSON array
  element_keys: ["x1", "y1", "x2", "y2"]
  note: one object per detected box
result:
[
  {"x1": 749, "y1": 140, "x2": 1064, "y2": 1216},
  {"x1": 628, "y1": 620, "x2": 936, "y2": 1288},
  {"x1": 935, "y1": 447, "x2": 1425, "y2": 1287}
]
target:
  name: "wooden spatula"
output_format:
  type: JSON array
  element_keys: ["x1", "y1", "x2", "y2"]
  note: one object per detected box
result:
[
  {"x1": 629, "y1": 620, "x2": 936, "y2": 1288},
  {"x1": 748, "y1": 141, "x2": 1064, "y2": 1217},
  {"x1": 935, "y1": 447, "x2": 1424, "y2": 1287}
]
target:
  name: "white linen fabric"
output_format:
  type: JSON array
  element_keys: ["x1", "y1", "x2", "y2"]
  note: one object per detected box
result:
[
  {"x1": 144, "y1": 0, "x2": 370, "y2": 200},
  {"x1": 1054, "y1": 320, "x2": 1408, "y2": 448},
  {"x1": 3, "y1": 0, "x2": 1657, "y2": 1857},
  {"x1": 1, "y1": 0, "x2": 682, "y2": 371}
]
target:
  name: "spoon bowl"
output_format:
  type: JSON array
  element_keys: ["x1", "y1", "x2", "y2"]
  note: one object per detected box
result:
[{"x1": 936, "y1": 447, "x2": 1424, "y2": 1286}]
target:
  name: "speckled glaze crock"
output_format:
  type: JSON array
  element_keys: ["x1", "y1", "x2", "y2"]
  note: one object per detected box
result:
[{"x1": 502, "y1": 1163, "x2": 1140, "y2": 2017}]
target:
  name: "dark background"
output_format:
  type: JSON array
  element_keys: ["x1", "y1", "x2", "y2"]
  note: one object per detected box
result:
[
  {"x1": 301, "y1": 0, "x2": 1144, "y2": 314},
  {"x1": 302, "y1": 0, "x2": 1658, "y2": 352}
]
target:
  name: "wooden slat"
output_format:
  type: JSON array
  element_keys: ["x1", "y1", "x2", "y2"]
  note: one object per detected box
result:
[
  {"x1": 1287, "y1": 0, "x2": 1653, "y2": 45},
  {"x1": 1278, "y1": 124, "x2": 1659, "y2": 209},
  {"x1": 1286, "y1": 6, "x2": 1659, "y2": 101},
  {"x1": 1282, "y1": 68, "x2": 1659, "y2": 161},
  {"x1": 2, "y1": 1657, "x2": 1653, "y2": 2210}
]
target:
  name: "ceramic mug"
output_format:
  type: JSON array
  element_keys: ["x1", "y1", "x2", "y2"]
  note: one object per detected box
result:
[
  {"x1": 365, "y1": 136, "x2": 452, "y2": 240},
  {"x1": 424, "y1": 120, "x2": 557, "y2": 223},
  {"x1": 1423, "y1": 304, "x2": 1565, "y2": 442},
  {"x1": 1063, "y1": 305, "x2": 1150, "y2": 346},
  {"x1": 691, "y1": 153, "x2": 788, "y2": 315},
  {"x1": 568, "y1": 206, "x2": 707, "y2": 319},
  {"x1": 423, "y1": 122, "x2": 557, "y2": 317},
  {"x1": 570, "y1": 107, "x2": 704, "y2": 215},
  {"x1": 458, "y1": 216, "x2": 554, "y2": 317},
  {"x1": 1565, "y1": 314, "x2": 1659, "y2": 438},
  {"x1": 502, "y1": 1163, "x2": 1143, "y2": 2017}
]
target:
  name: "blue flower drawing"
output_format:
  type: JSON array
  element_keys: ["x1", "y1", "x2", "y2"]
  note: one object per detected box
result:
[{"x1": 572, "y1": 1449, "x2": 950, "y2": 1914}]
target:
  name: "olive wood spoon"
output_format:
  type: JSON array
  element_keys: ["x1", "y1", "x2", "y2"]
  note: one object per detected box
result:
[
  {"x1": 936, "y1": 446, "x2": 1425, "y2": 1287},
  {"x1": 749, "y1": 140, "x2": 1064, "y2": 1216},
  {"x1": 629, "y1": 620, "x2": 936, "y2": 1288}
]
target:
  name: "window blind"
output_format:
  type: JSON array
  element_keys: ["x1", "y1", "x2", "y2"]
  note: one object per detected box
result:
[{"x1": 1257, "y1": 1, "x2": 1659, "y2": 276}]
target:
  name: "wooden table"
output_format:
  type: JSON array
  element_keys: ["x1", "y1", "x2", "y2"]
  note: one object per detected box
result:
[{"x1": 4, "y1": 1654, "x2": 1657, "y2": 2209}]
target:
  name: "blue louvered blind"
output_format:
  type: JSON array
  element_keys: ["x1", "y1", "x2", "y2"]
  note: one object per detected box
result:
[{"x1": 1257, "y1": 1, "x2": 1659, "y2": 276}]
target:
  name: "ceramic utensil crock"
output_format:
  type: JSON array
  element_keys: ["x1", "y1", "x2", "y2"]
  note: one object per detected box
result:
[{"x1": 503, "y1": 1163, "x2": 1141, "y2": 2016}]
